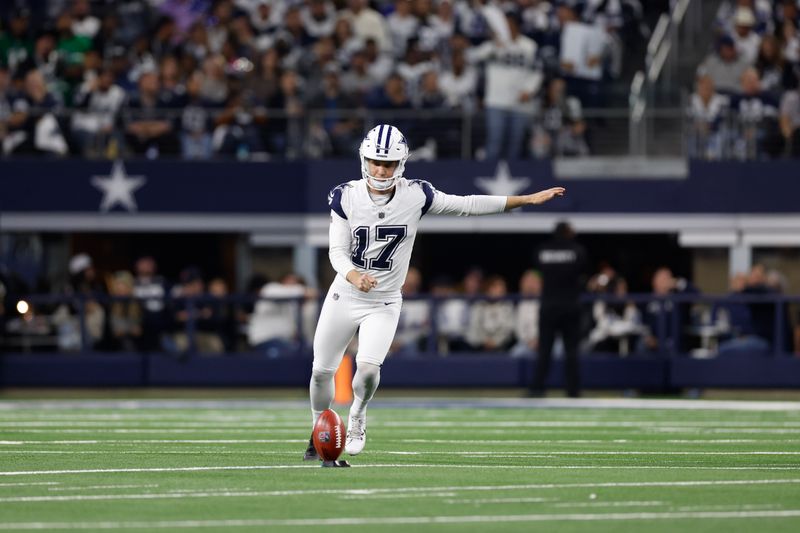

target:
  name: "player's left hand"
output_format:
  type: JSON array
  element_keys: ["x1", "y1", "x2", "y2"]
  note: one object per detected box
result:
[{"x1": 528, "y1": 187, "x2": 565, "y2": 205}]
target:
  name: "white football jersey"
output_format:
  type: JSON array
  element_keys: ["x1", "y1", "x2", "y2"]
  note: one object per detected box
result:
[{"x1": 327, "y1": 177, "x2": 507, "y2": 296}]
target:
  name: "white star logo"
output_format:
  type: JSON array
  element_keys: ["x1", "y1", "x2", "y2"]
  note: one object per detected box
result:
[
  {"x1": 91, "y1": 160, "x2": 147, "y2": 212},
  {"x1": 475, "y1": 161, "x2": 531, "y2": 196}
]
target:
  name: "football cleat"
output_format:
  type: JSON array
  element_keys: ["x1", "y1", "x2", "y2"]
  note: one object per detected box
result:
[
  {"x1": 345, "y1": 416, "x2": 367, "y2": 456},
  {"x1": 303, "y1": 435, "x2": 320, "y2": 461}
]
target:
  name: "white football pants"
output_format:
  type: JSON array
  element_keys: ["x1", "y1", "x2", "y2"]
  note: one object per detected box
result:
[{"x1": 312, "y1": 281, "x2": 402, "y2": 373}]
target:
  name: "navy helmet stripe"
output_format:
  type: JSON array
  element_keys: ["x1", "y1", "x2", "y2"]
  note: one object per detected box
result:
[
  {"x1": 376, "y1": 125, "x2": 385, "y2": 152},
  {"x1": 384, "y1": 126, "x2": 393, "y2": 152}
]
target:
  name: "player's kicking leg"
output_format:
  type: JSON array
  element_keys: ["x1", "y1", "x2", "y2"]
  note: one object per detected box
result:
[{"x1": 345, "y1": 304, "x2": 398, "y2": 456}]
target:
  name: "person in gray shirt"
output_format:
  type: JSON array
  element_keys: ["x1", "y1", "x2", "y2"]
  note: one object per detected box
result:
[
  {"x1": 697, "y1": 35, "x2": 751, "y2": 94},
  {"x1": 780, "y1": 81, "x2": 800, "y2": 156}
]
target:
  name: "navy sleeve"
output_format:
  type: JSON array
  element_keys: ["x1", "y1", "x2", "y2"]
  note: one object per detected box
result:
[
  {"x1": 327, "y1": 184, "x2": 348, "y2": 220},
  {"x1": 409, "y1": 179, "x2": 435, "y2": 217}
]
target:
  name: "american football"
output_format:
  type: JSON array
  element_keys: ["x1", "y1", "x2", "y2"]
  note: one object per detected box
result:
[{"x1": 312, "y1": 409, "x2": 345, "y2": 461}]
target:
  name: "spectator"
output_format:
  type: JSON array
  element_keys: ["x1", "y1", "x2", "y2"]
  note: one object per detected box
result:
[
  {"x1": 712, "y1": 272, "x2": 769, "y2": 356},
  {"x1": 332, "y1": 17, "x2": 365, "y2": 66},
  {"x1": 0, "y1": 65, "x2": 10, "y2": 147},
  {"x1": 718, "y1": 0, "x2": 774, "y2": 36},
  {"x1": 641, "y1": 267, "x2": 697, "y2": 354},
  {"x1": 368, "y1": 72, "x2": 415, "y2": 142},
  {"x1": 558, "y1": 4, "x2": 609, "y2": 109},
  {"x1": 470, "y1": 9, "x2": 542, "y2": 160},
  {"x1": 170, "y1": 267, "x2": 224, "y2": 354},
  {"x1": 783, "y1": 19, "x2": 800, "y2": 63},
  {"x1": 340, "y1": 49, "x2": 380, "y2": 106},
  {"x1": 363, "y1": 38, "x2": 394, "y2": 88},
  {"x1": 4, "y1": 68, "x2": 68, "y2": 156},
  {"x1": 388, "y1": 0, "x2": 420, "y2": 59},
  {"x1": 301, "y1": 0, "x2": 337, "y2": 41},
  {"x1": 179, "y1": 70, "x2": 216, "y2": 159},
  {"x1": 0, "y1": 9, "x2": 34, "y2": 72},
  {"x1": 687, "y1": 74, "x2": 730, "y2": 160},
  {"x1": 755, "y1": 34, "x2": 796, "y2": 97},
  {"x1": 467, "y1": 275, "x2": 516, "y2": 352},
  {"x1": 780, "y1": 78, "x2": 800, "y2": 156},
  {"x1": 697, "y1": 35, "x2": 751, "y2": 94},
  {"x1": 247, "y1": 273, "x2": 308, "y2": 357},
  {"x1": 729, "y1": 67, "x2": 781, "y2": 158},
  {"x1": 392, "y1": 266, "x2": 430, "y2": 355},
  {"x1": 71, "y1": 67, "x2": 126, "y2": 157},
  {"x1": 102, "y1": 270, "x2": 142, "y2": 352},
  {"x1": 70, "y1": 0, "x2": 101, "y2": 40},
  {"x1": 307, "y1": 65, "x2": 361, "y2": 157},
  {"x1": 587, "y1": 276, "x2": 642, "y2": 355},
  {"x1": 438, "y1": 49, "x2": 478, "y2": 111},
  {"x1": 511, "y1": 269, "x2": 541, "y2": 358},
  {"x1": 342, "y1": 0, "x2": 391, "y2": 53},
  {"x1": 531, "y1": 77, "x2": 589, "y2": 158},
  {"x1": 264, "y1": 69, "x2": 305, "y2": 158},
  {"x1": 123, "y1": 70, "x2": 179, "y2": 158},
  {"x1": 215, "y1": 89, "x2": 265, "y2": 159},
  {"x1": 731, "y1": 6, "x2": 761, "y2": 65},
  {"x1": 207, "y1": 277, "x2": 237, "y2": 352},
  {"x1": 53, "y1": 253, "x2": 106, "y2": 351},
  {"x1": 132, "y1": 256, "x2": 168, "y2": 352}
]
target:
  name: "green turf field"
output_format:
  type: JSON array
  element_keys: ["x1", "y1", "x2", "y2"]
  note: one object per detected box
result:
[{"x1": 1, "y1": 398, "x2": 799, "y2": 532}]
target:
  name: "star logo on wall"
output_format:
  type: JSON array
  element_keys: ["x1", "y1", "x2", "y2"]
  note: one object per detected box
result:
[
  {"x1": 474, "y1": 161, "x2": 531, "y2": 196},
  {"x1": 91, "y1": 160, "x2": 147, "y2": 212}
]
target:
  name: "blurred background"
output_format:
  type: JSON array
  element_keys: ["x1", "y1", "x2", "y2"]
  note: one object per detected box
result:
[{"x1": 1, "y1": 0, "x2": 800, "y2": 392}]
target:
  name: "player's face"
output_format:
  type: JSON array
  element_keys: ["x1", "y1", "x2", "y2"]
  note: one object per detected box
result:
[{"x1": 366, "y1": 158, "x2": 399, "y2": 182}]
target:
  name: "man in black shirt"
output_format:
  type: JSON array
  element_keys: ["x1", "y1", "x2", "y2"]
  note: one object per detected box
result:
[{"x1": 531, "y1": 221, "x2": 587, "y2": 397}]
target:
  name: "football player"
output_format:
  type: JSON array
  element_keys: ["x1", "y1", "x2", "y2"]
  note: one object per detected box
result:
[{"x1": 304, "y1": 124, "x2": 564, "y2": 460}]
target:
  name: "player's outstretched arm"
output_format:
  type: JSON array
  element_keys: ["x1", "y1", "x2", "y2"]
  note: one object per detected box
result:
[{"x1": 504, "y1": 187, "x2": 565, "y2": 211}]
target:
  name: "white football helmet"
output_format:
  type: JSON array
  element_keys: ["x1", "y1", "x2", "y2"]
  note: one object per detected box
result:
[{"x1": 359, "y1": 124, "x2": 409, "y2": 191}]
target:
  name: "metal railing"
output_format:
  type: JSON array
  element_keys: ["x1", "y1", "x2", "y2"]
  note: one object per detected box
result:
[{"x1": 3, "y1": 292, "x2": 797, "y2": 358}]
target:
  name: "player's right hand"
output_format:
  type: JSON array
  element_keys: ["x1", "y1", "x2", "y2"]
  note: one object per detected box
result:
[{"x1": 348, "y1": 271, "x2": 378, "y2": 292}]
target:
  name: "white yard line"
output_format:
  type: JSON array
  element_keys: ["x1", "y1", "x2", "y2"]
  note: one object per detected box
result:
[
  {"x1": 2, "y1": 438, "x2": 795, "y2": 446},
  {"x1": 0, "y1": 482, "x2": 59, "y2": 487},
  {"x1": 2, "y1": 397, "x2": 799, "y2": 411},
  {"x1": 2, "y1": 465, "x2": 800, "y2": 478},
  {"x1": 47, "y1": 484, "x2": 158, "y2": 492},
  {"x1": 3, "y1": 510, "x2": 800, "y2": 529},
  {"x1": 3, "y1": 420, "x2": 800, "y2": 428},
  {"x1": 0, "y1": 440, "x2": 304, "y2": 445},
  {"x1": 444, "y1": 497, "x2": 554, "y2": 504},
  {"x1": 2, "y1": 450, "x2": 799, "y2": 457},
  {"x1": 0, "y1": 479, "x2": 796, "y2": 502}
]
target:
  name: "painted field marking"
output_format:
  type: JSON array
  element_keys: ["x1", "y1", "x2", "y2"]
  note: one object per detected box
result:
[
  {"x1": 0, "y1": 482, "x2": 59, "y2": 487},
  {"x1": 47, "y1": 484, "x2": 158, "y2": 492},
  {"x1": 0, "y1": 440, "x2": 305, "y2": 445},
  {"x1": 3, "y1": 464, "x2": 800, "y2": 478},
  {"x1": 1, "y1": 396, "x2": 799, "y2": 411},
  {"x1": 444, "y1": 497, "x2": 555, "y2": 504},
  {"x1": 3, "y1": 510, "x2": 800, "y2": 529},
  {"x1": 4, "y1": 420, "x2": 800, "y2": 428},
  {"x1": 0, "y1": 477, "x2": 798, "y2": 501}
]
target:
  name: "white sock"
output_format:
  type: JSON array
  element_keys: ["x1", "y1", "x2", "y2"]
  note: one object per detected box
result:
[
  {"x1": 309, "y1": 369, "x2": 335, "y2": 429},
  {"x1": 349, "y1": 362, "x2": 381, "y2": 420}
]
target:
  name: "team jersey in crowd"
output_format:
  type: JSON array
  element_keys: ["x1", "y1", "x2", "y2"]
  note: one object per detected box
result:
[{"x1": 327, "y1": 177, "x2": 507, "y2": 296}]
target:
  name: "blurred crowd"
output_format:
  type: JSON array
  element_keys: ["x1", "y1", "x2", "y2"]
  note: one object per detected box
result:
[
  {"x1": 2, "y1": 251, "x2": 799, "y2": 358},
  {"x1": 0, "y1": 0, "x2": 657, "y2": 160},
  {"x1": 689, "y1": 0, "x2": 800, "y2": 159}
]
